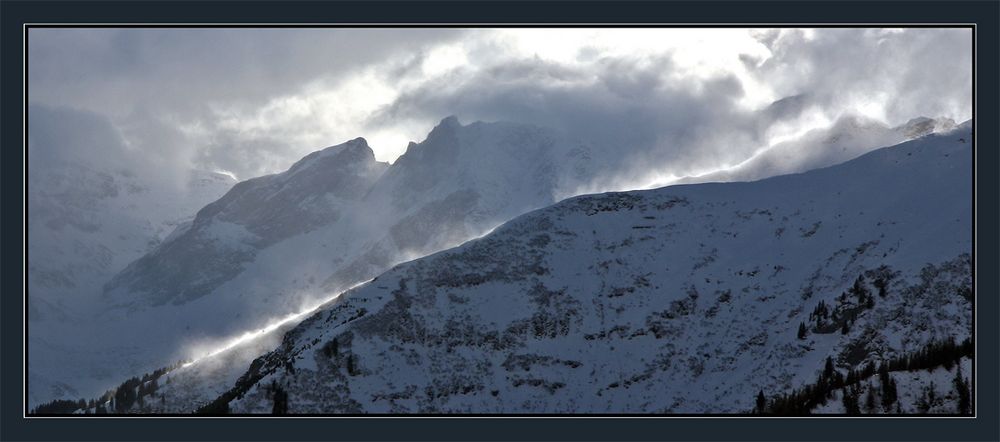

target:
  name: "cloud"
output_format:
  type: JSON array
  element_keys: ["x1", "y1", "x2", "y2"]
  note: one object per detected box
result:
[
  {"x1": 27, "y1": 104, "x2": 131, "y2": 169},
  {"x1": 372, "y1": 50, "x2": 756, "y2": 160},
  {"x1": 28, "y1": 28, "x2": 972, "y2": 186},
  {"x1": 745, "y1": 28, "x2": 971, "y2": 124},
  {"x1": 362, "y1": 28, "x2": 972, "y2": 192},
  {"x1": 27, "y1": 103, "x2": 193, "y2": 192},
  {"x1": 28, "y1": 28, "x2": 464, "y2": 179}
]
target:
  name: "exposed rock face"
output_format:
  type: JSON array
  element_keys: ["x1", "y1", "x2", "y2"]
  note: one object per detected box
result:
[{"x1": 177, "y1": 123, "x2": 971, "y2": 414}]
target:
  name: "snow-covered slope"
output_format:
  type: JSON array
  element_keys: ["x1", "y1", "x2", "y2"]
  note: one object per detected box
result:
[
  {"x1": 190, "y1": 122, "x2": 971, "y2": 414},
  {"x1": 812, "y1": 357, "x2": 972, "y2": 415},
  {"x1": 318, "y1": 117, "x2": 594, "y2": 294},
  {"x1": 104, "y1": 137, "x2": 389, "y2": 308},
  {"x1": 32, "y1": 117, "x2": 597, "y2": 407},
  {"x1": 677, "y1": 115, "x2": 957, "y2": 185},
  {"x1": 104, "y1": 117, "x2": 593, "y2": 315}
]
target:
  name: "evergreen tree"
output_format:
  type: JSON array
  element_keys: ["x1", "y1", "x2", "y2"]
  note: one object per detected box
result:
[
  {"x1": 823, "y1": 357, "x2": 835, "y2": 380},
  {"x1": 322, "y1": 339, "x2": 339, "y2": 358},
  {"x1": 878, "y1": 364, "x2": 897, "y2": 411},
  {"x1": 272, "y1": 385, "x2": 289, "y2": 415},
  {"x1": 797, "y1": 322, "x2": 808, "y2": 340},
  {"x1": 881, "y1": 378, "x2": 897, "y2": 412},
  {"x1": 842, "y1": 385, "x2": 861, "y2": 415},
  {"x1": 864, "y1": 383, "x2": 877, "y2": 414},
  {"x1": 756, "y1": 390, "x2": 766, "y2": 414},
  {"x1": 347, "y1": 354, "x2": 359, "y2": 376},
  {"x1": 954, "y1": 365, "x2": 971, "y2": 414},
  {"x1": 917, "y1": 387, "x2": 931, "y2": 413},
  {"x1": 850, "y1": 275, "x2": 869, "y2": 303}
]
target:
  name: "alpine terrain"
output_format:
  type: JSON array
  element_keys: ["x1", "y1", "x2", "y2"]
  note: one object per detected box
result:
[
  {"x1": 129, "y1": 121, "x2": 972, "y2": 414},
  {"x1": 31, "y1": 117, "x2": 598, "y2": 407}
]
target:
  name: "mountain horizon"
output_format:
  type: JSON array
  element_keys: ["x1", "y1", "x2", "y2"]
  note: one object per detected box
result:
[{"x1": 29, "y1": 117, "x2": 971, "y2": 412}]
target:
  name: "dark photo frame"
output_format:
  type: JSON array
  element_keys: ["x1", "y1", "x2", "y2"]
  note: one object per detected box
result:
[{"x1": 2, "y1": 1, "x2": 998, "y2": 441}]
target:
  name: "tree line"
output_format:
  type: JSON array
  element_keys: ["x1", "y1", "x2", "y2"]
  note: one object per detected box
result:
[
  {"x1": 755, "y1": 337, "x2": 972, "y2": 415},
  {"x1": 30, "y1": 360, "x2": 185, "y2": 415}
]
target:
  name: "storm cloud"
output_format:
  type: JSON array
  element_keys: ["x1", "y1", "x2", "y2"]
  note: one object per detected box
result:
[{"x1": 28, "y1": 28, "x2": 971, "y2": 186}]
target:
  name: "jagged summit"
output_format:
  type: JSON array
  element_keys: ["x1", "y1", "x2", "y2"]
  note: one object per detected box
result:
[
  {"x1": 170, "y1": 122, "x2": 971, "y2": 414},
  {"x1": 284, "y1": 137, "x2": 380, "y2": 178}
]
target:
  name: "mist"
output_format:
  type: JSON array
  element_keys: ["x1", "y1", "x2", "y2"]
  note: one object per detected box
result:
[
  {"x1": 29, "y1": 28, "x2": 971, "y2": 188},
  {"x1": 26, "y1": 27, "x2": 974, "y2": 412}
]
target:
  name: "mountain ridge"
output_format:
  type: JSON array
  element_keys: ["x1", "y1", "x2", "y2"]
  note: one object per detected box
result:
[
  {"x1": 28, "y1": 115, "x2": 970, "y2": 410},
  {"x1": 135, "y1": 120, "x2": 972, "y2": 414}
]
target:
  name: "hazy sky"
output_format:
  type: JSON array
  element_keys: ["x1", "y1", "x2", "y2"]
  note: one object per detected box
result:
[{"x1": 28, "y1": 28, "x2": 971, "y2": 183}]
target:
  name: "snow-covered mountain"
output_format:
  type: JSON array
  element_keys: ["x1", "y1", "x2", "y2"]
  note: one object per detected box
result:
[
  {"x1": 104, "y1": 137, "x2": 389, "y2": 308},
  {"x1": 31, "y1": 117, "x2": 597, "y2": 407},
  {"x1": 677, "y1": 115, "x2": 957, "y2": 185},
  {"x1": 167, "y1": 122, "x2": 970, "y2": 414},
  {"x1": 317, "y1": 116, "x2": 594, "y2": 294},
  {"x1": 105, "y1": 117, "x2": 592, "y2": 312}
]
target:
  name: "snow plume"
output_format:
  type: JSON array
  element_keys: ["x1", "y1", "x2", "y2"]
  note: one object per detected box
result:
[{"x1": 179, "y1": 279, "x2": 374, "y2": 368}]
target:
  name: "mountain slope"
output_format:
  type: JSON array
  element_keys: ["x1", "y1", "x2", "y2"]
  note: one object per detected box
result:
[
  {"x1": 202, "y1": 122, "x2": 972, "y2": 413},
  {"x1": 676, "y1": 115, "x2": 956, "y2": 185},
  {"x1": 104, "y1": 138, "x2": 388, "y2": 307},
  {"x1": 319, "y1": 117, "x2": 594, "y2": 293},
  {"x1": 32, "y1": 117, "x2": 598, "y2": 407}
]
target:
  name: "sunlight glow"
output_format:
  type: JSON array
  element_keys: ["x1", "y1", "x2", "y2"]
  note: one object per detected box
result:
[{"x1": 180, "y1": 278, "x2": 375, "y2": 368}]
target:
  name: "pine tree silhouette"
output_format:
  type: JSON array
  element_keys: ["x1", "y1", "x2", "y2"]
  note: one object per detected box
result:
[{"x1": 954, "y1": 364, "x2": 971, "y2": 414}]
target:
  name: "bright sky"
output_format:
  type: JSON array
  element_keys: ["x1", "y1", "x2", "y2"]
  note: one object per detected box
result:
[{"x1": 29, "y1": 28, "x2": 972, "y2": 181}]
